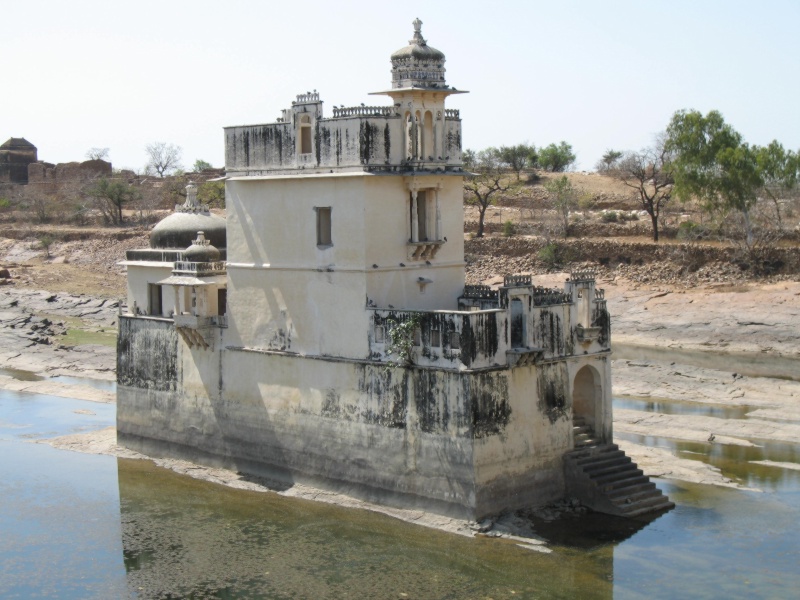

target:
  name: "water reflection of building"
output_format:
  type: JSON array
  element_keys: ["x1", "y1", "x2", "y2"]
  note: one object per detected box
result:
[{"x1": 117, "y1": 19, "x2": 671, "y2": 520}]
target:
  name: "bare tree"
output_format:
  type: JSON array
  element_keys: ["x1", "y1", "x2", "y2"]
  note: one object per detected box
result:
[
  {"x1": 145, "y1": 142, "x2": 183, "y2": 177},
  {"x1": 85, "y1": 147, "x2": 110, "y2": 161},
  {"x1": 613, "y1": 136, "x2": 674, "y2": 242},
  {"x1": 544, "y1": 175, "x2": 579, "y2": 238},
  {"x1": 464, "y1": 148, "x2": 514, "y2": 237}
]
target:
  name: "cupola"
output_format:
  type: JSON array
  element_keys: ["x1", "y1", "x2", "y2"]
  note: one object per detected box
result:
[
  {"x1": 150, "y1": 182, "x2": 226, "y2": 250},
  {"x1": 390, "y1": 19, "x2": 448, "y2": 90},
  {"x1": 183, "y1": 231, "x2": 221, "y2": 262}
]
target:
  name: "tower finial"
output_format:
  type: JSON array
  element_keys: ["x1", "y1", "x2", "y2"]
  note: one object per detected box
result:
[
  {"x1": 410, "y1": 18, "x2": 426, "y2": 45},
  {"x1": 183, "y1": 181, "x2": 199, "y2": 208}
]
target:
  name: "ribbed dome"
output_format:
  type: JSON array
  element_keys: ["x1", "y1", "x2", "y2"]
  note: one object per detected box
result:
[
  {"x1": 150, "y1": 182, "x2": 226, "y2": 250},
  {"x1": 390, "y1": 19, "x2": 447, "y2": 90},
  {"x1": 151, "y1": 211, "x2": 226, "y2": 249},
  {"x1": 391, "y1": 41, "x2": 445, "y2": 62},
  {"x1": 182, "y1": 231, "x2": 221, "y2": 262}
]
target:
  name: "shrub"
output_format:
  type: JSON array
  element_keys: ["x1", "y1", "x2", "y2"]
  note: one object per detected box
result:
[
  {"x1": 602, "y1": 211, "x2": 618, "y2": 223},
  {"x1": 537, "y1": 242, "x2": 572, "y2": 269},
  {"x1": 502, "y1": 220, "x2": 516, "y2": 237},
  {"x1": 38, "y1": 234, "x2": 54, "y2": 258},
  {"x1": 677, "y1": 220, "x2": 708, "y2": 241}
]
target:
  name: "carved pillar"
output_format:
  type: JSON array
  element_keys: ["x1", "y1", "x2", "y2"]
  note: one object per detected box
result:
[
  {"x1": 435, "y1": 187, "x2": 441, "y2": 241},
  {"x1": 411, "y1": 190, "x2": 419, "y2": 242}
]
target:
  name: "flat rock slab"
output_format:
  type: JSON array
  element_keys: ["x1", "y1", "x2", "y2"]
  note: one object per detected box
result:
[
  {"x1": 0, "y1": 376, "x2": 114, "y2": 403},
  {"x1": 606, "y1": 281, "x2": 800, "y2": 358},
  {"x1": 612, "y1": 359, "x2": 800, "y2": 409}
]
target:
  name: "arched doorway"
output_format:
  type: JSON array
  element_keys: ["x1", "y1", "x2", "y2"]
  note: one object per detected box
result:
[{"x1": 573, "y1": 365, "x2": 601, "y2": 432}]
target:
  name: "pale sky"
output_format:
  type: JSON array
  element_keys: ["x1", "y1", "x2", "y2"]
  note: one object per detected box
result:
[{"x1": 3, "y1": 0, "x2": 798, "y2": 172}]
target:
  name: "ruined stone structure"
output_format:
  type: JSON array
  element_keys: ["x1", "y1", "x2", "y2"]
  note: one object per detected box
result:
[
  {"x1": 0, "y1": 138, "x2": 37, "y2": 184},
  {"x1": 117, "y1": 20, "x2": 671, "y2": 520}
]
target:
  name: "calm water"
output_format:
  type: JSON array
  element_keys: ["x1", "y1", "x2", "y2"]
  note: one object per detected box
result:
[{"x1": 1, "y1": 379, "x2": 799, "y2": 598}]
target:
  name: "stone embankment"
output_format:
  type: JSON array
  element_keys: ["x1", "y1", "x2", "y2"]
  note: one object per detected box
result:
[{"x1": 465, "y1": 236, "x2": 800, "y2": 287}]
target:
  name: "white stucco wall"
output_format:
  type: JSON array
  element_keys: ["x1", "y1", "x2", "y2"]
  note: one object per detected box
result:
[{"x1": 125, "y1": 264, "x2": 173, "y2": 315}]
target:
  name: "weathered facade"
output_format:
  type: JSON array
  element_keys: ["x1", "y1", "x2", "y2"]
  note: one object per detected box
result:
[
  {"x1": 0, "y1": 137, "x2": 37, "y2": 184},
  {"x1": 117, "y1": 20, "x2": 671, "y2": 520}
]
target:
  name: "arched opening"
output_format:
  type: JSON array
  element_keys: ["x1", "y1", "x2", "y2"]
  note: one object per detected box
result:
[
  {"x1": 510, "y1": 298, "x2": 525, "y2": 348},
  {"x1": 423, "y1": 111, "x2": 434, "y2": 159},
  {"x1": 573, "y1": 365, "x2": 601, "y2": 432},
  {"x1": 404, "y1": 112, "x2": 415, "y2": 160},
  {"x1": 299, "y1": 114, "x2": 312, "y2": 154},
  {"x1": 415, "y1": 110, "x2": 423, "y2": 159}
]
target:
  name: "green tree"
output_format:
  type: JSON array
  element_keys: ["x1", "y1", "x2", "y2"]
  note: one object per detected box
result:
[
  {"x1": 666, "y1": 110, "x2": 762, "y2": 246},
  {"x1": 198, "y1": 180, "x2": 226, "y2": 208},
  {"x1": 88, "y1": 178, "x2": 140, "y2": 224},
  {"x1": 462, "y1": 149, "x2": 477, "y2": 170},
  {"x1": 193, "y1": 159, "x2": 213, "y2": 172},
  {"x1": 499, "y1": 143, "x2": 537, "y2": 180},
  {"x1": 544, "y1": 175, "x2": 579, "y2": 238},
  {"x1": 596, "y1": 149, "x2": 622, "y2": 172},
  {"x1": 463, "y1": 148, "x2": 514, "y2": 237},
  {"x1": 613, "y1": 136, "x2": 674, "y2": 242},
  {"x1": 538, "y1": 142, "x2": 576, "y2": 172},
  {"x1": 666, "y1": 109, "x2": 800, "y2": 271},
  {"x1": 755, "y1": 140, "x2": 800, "y2": 228}
]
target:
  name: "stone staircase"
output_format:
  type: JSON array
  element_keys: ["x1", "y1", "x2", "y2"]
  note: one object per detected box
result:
[{"x1": 564, "y1": 417, "x2": 675, "y2": 518}]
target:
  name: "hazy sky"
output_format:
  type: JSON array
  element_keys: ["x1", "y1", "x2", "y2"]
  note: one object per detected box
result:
[{"x1": 3, "y1": 0, "x2": 798, "y2": 172}]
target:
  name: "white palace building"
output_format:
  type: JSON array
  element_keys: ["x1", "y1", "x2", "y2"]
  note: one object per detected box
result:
[{"x1": 117, "y1": 20, "x2": 672, "y2": 520}]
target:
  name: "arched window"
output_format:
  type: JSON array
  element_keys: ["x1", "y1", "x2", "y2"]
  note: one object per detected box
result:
[
  {"x1": 299, "y1": 114, "x2": 312, "y2": 155},
  {"x1": 423, "y1": 111, "x2": 434, "y2": 159}
]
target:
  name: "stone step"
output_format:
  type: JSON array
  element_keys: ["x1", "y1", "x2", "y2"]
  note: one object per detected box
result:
[
  {"x1": 565, "y1": 441, "x2": 674, "y2": 519},
  {"x1": 607, "y1": 481, "x2": 656, "y2": 499},
  {"x1": 585, "y1": 460, "x2": 637, "y2": 479},
  {"x1": 575, "y1": 449, "x2": 626, "y2": 466},
  {"x1": 611, "y1": 488, "x2": 664, "y2": 507},
  {"x1": 568, "y1": 443, "x2": 618, "y2": 461},
  {"x1": 592, "y1": 467, "x2": 644, "y2": 486},
  {"x1": 620, "y1": 496, "x2": 675, "y2": 517},
  {"x1": 581, "y1": 454, "x2": 631, "y2": 473},
  {"x1": 599, "y1": 474, "x2": 650, "y2": 492}
]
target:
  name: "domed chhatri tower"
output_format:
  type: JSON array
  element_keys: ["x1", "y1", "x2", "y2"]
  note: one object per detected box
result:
[
  {"x1": 118, "y1": 20, "x2": 671, "y2": 521},
  {"x1": 120, "y1": 182, "x2": 227, "y2": 334}
]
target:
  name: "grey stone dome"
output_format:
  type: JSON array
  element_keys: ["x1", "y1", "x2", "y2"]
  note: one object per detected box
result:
[
  {"x1": 151, "y1": 211, "x2": 226, "y2": 250},
  {"x1": 390, "y1": 19, "x2": 447, "y2": 90},
  {"x1": 150, "y1": 182, "x2": 226, "y2": 250},
  {"x1": 391, "y1": 41, "x2": 445, "y2": 62},
  {"x1": 183, "y1": 231, "x2": 221, "y2": 262}
]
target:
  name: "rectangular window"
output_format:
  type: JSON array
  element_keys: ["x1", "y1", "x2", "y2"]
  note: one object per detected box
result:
[
  {"x1": 417, "y1": 190, "x2": 428, "y2": 241},
  {"x1": 148, "y1": 284, "x2": 162, "y2": 316},
  {"x1": 375, "y1": 325, "x2": 385, "y2": 343},
  {"x1": 217, "y1": 289, "x2": 227, "y2": 316},
  {"x1": 300, "y1": 126, "x2": 312, "y2": 154},
  {"x1": 450, "y1": 332, "x2": 461, "y2": 349},
  {"x1": 430, "y1": 328, "x2": 441, "y2": 347},
  {"x1": 413, "y1": 328, "x2": 421, "y2": 346},
  {"x1": 316, "y1": 207, "x2": 332, "y2": 247}
]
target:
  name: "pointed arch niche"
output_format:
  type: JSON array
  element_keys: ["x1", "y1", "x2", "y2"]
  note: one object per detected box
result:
[{"x1": 572, "y1": 365, "x2": 602, "y2": 433}]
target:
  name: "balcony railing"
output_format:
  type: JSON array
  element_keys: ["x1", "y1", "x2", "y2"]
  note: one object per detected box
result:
[
  {"x1": 172, "y1": 261, "x2": 227, "y2": 276},
  {"x1": 332, "y1": 105, "x2": 394, "y2": 118}
]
